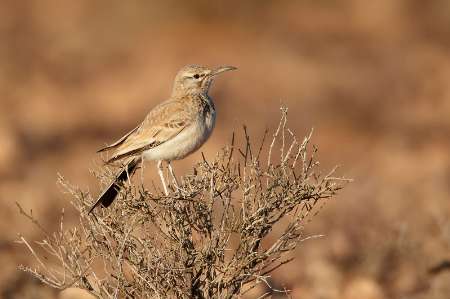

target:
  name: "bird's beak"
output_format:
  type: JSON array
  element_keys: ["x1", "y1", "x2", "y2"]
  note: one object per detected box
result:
[{"x1": 211, "y1": 66, "x2": 237, "y2": 76}]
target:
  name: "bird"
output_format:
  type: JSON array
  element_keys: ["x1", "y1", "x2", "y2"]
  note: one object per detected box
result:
[{"x1": 88, "y1": 64, "x2": 237, "y2": 213}]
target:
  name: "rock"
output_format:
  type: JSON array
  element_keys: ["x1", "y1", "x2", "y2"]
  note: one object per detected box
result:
[
  {"x1": 342, "y1": 277, "x2": 385, "y2": 299},
  {"x1": 59, "y1": 288, "x2": 96, "y2": 299}
]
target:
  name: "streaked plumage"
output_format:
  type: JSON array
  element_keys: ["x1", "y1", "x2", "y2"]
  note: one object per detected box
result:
[{"x1": 89, "y1": 65, "x2": 236, "y2": 213}]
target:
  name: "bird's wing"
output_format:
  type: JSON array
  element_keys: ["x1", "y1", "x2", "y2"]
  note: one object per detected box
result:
[
  {"x1": 97, "y1": 124, "x2": 141, "y2": 153},
  {"x1": 105, "y1": 100, "x2": 191, "y2": 163}
]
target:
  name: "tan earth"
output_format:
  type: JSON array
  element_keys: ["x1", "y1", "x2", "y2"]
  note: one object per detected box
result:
[{"x1": 1, "y1": 1, "x2": 449, "y2": 298}]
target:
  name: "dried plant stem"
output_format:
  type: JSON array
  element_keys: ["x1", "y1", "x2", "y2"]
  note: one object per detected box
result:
[{"x1": 18, "y1": 107, "x2": 348, "y2": 298}]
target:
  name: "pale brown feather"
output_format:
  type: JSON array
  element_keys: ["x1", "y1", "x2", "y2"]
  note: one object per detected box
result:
[
  {"x1": 104, "y1": 99, "x2": 195, "y2": 163},
  {"x1": 97, "y1": 124, "x2": 141, "y2": 153},
  {"x1": 90, "y1": 64, "x2": 235, "y2": 213}
]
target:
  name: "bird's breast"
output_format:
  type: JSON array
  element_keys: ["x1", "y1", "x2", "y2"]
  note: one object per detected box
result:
[{"x1": 142, "y1": 99, "x2": 216, "y2": 162}]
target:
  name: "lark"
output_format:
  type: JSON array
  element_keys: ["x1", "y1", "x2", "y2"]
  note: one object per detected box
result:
[{"x1": 89, "y1": 65, "x2": 236, "y2": 213}]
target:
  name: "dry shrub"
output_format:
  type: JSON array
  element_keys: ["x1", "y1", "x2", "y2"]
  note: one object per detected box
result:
[{"x1": 17, "y1": 108, "x2": 348, "y2": 298}]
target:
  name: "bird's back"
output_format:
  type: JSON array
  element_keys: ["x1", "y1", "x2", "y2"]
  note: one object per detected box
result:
[{"x1": 105, "y1": 93, "x2": 214, "y2": 163}]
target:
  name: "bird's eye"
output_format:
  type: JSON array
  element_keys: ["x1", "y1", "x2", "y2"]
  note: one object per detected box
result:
[{"x1": 193, "y1": 74, "x2": 200, "y2": 79}]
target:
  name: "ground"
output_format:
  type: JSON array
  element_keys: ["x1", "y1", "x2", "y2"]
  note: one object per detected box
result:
[{"x1": 0, "y1": 1, "x2": 449, "y2": 298}]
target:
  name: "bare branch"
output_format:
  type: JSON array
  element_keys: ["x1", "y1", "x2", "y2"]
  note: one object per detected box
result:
[{"x1": 18, "y1": 107, "x2": 348, "y2": 298}]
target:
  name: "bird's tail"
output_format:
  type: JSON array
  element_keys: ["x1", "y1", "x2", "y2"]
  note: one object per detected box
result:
[{"x1": 88, "y1": 158, "x2": 140, "y2": 214}]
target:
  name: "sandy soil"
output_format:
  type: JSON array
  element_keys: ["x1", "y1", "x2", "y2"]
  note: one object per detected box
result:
[{"x1": 1, "y1": 1, "x2": 449, "y2": 298}]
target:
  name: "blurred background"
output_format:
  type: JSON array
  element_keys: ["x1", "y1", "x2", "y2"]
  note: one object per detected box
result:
[{"x1": 1, "y1": 0, "x2": 449, "y2": 298}]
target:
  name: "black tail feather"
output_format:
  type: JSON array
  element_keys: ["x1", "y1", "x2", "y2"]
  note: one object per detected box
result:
[{"x1": 88, "y1": 159, "x2": 139, "y2": 214}]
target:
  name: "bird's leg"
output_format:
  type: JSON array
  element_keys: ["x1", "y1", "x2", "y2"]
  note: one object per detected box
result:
[
  {"x1": 167, "y1": 162, "x2": 180, "y2": 191},
  {"x1": 157, "y1": 160, "x2": 169, "y2": 195},
  {"x1": 125, "y1": 162, "x2": 131, "y2": 185},
  {"x1": 140, "y1": 155, "x2": 145, "y2": 186}
]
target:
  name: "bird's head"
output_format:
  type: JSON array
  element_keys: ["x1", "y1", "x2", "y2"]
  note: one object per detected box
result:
[{"x1": 172, "y1": 65, "x2": 237, "y2": 97}]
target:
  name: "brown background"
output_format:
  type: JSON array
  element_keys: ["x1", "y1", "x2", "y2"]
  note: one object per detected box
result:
[{"x1": 1, "y1": 0, "x2": 449, "y2": 298}]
